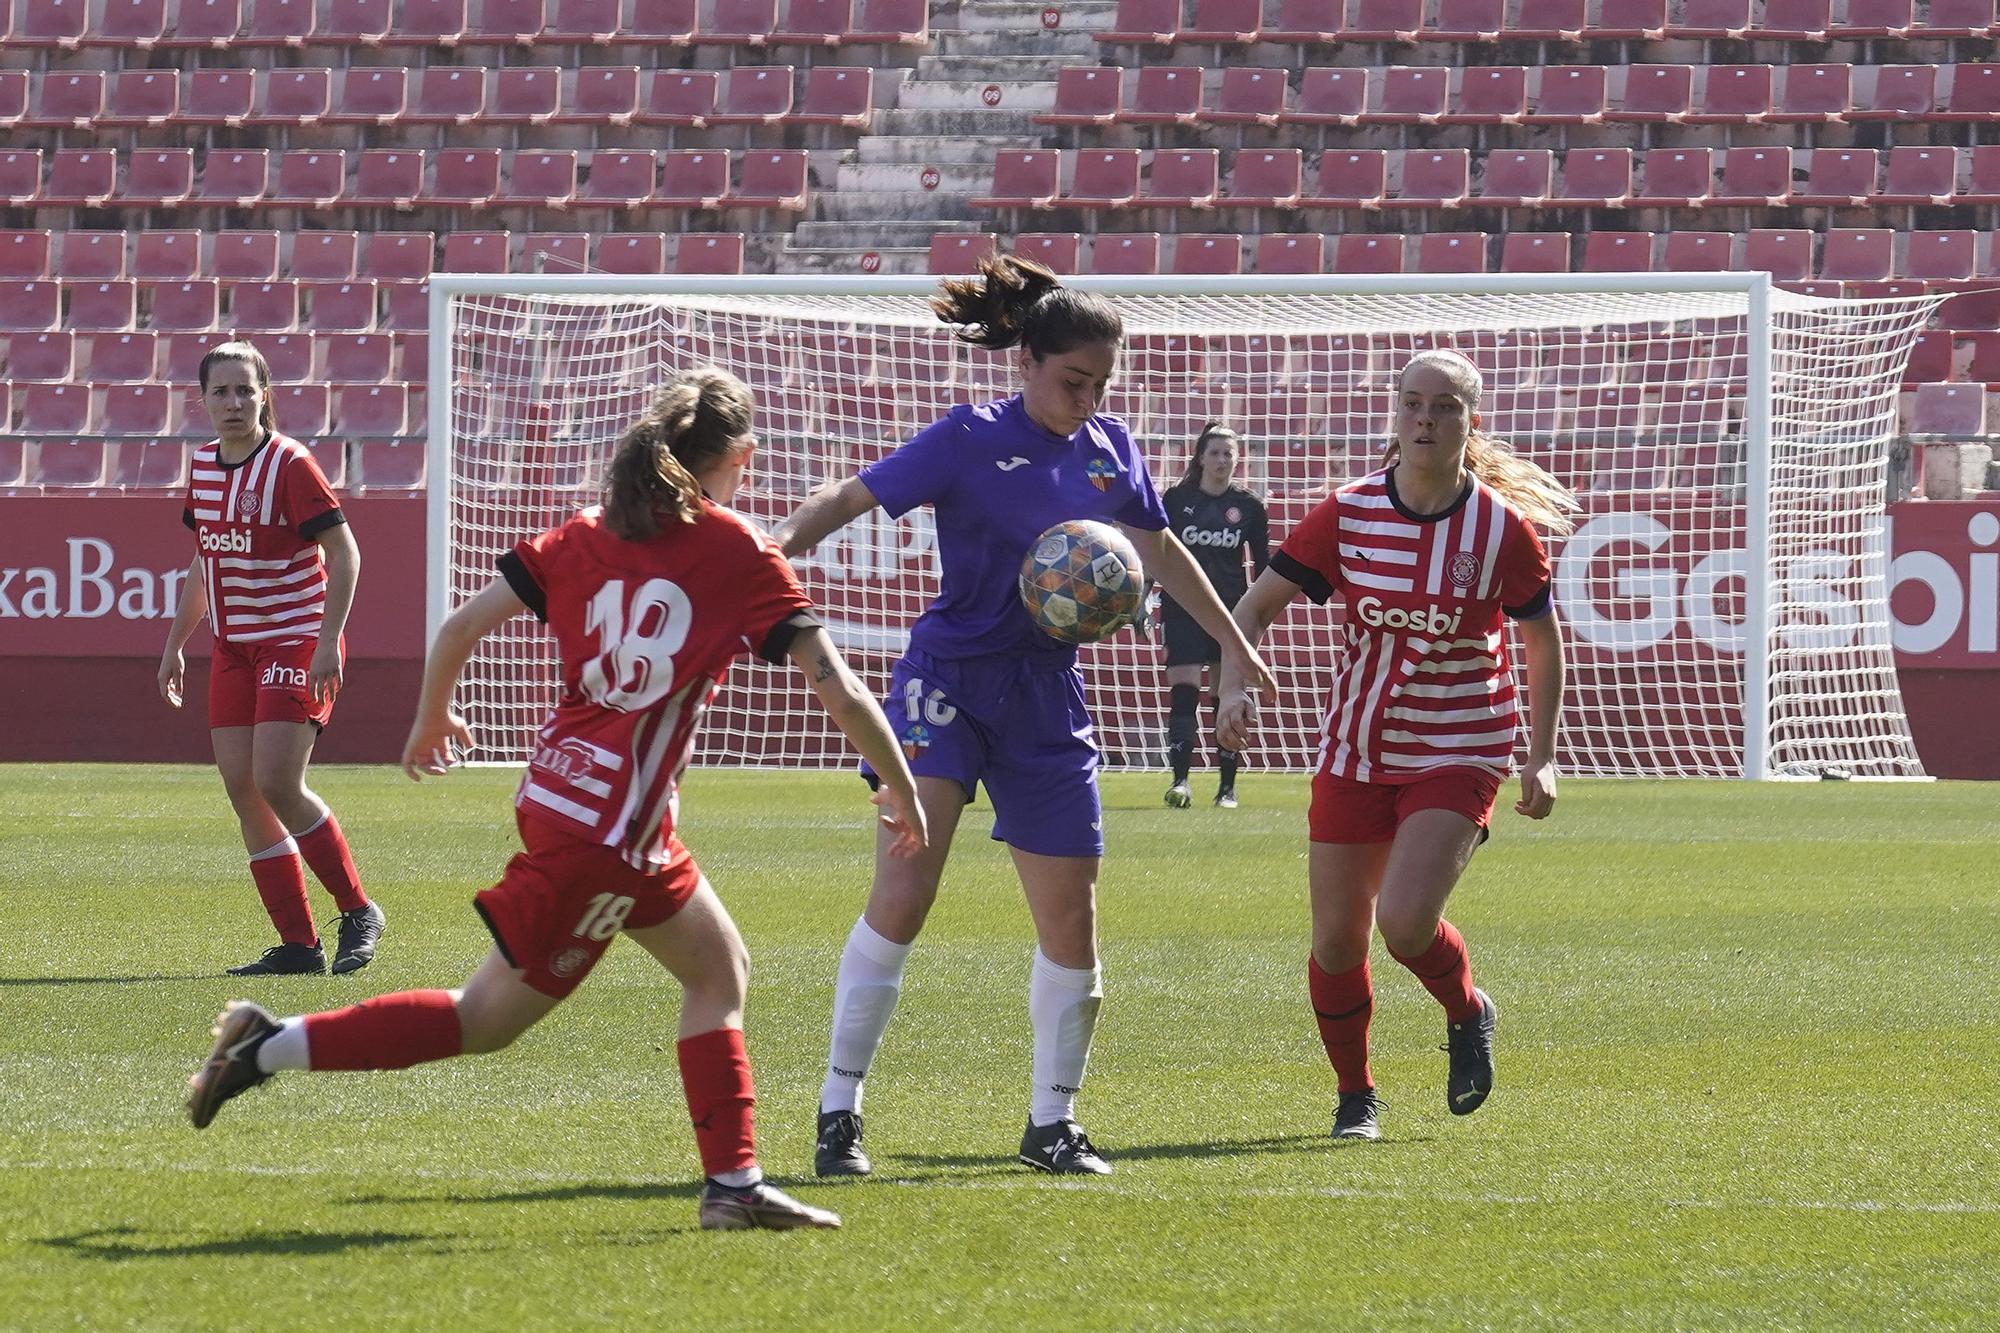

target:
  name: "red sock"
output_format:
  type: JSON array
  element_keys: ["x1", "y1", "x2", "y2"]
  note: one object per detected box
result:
[
  {"x1": 677, "y1": 1027, "x2": 757, "y2": 1180},
  {"x1": 1308, "y1": 955, "x2": 1374, "y2": 1094},
  {"x1": 296, "y1": 813, "x2": 368, "y2": 913},
  {"x1": 304, "y1": 990, "x2": 462, "y2": 1070},
  {"x1": 1389, "y1": 920, "x2": 1481, "y2": 1024},
  {"x1": 248, "y1": 843, "x2": 316, "y2": 947}
]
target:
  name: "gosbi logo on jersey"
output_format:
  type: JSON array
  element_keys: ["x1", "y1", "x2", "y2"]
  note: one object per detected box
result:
[
  {"x1": 197, "y1": 526, "x2": 252, "y2": 554},
  {"x1": 1353, "y1": 595, "x2": 1465, "y2": 637},
  {"x1": 1182, "y1": 526, "x2": 1242, "y2": 549},
  {"x1": 1448, "y1": 551, "x2": 1482, "y2": 590},
  {"x1": 1085, "y1": 456, "x2": 1119, "y2": 491},
  {"x1": 901, "y1": 723, "x2": 932, "y2": 761}
]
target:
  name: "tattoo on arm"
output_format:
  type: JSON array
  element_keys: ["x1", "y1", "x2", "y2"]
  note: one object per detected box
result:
[{"x1": 813, "y1": 654, "x2": 836, "y2": 683}]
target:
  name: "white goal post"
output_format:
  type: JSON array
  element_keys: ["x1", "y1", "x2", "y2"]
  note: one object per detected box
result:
[{"x1": 428, "y1": 272, "x2": 1937, "y2": 780}]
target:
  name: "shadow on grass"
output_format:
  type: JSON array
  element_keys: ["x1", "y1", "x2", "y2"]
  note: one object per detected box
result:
[
  {"x1": 39, "y1": 1225, "x2": 440, "y2": 1260},
  {"x1": 880, "y1": 1131, "x2": 1366, "y2": 1176},
  {"x1": 0, "y1": 974, "x2": 215, "y2": 987},
  {"x1": 343, "y1": 1180, "x2": 705, "y2": 1208}
]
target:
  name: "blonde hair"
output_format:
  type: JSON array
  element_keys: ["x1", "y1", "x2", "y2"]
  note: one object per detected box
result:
[
  {"x1": 1385, "y1": 350, "x2": 1578, "y2": 535},
  {"x1": 602, "y1": 368, "x2": 754, "y2": 540}
]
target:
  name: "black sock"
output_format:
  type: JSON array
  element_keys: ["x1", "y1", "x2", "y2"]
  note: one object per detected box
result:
[
  {"x1": 1217, "y1": 748, "x2": 1241, "y2": 794},
  {"x1": 1167, "y1": 684, "x2": 1199, "y2": 783}
]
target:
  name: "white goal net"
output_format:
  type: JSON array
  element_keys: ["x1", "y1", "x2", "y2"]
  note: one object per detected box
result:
[{"x1": 428, "y1": 275, "x2": 1934, "y2": 780}]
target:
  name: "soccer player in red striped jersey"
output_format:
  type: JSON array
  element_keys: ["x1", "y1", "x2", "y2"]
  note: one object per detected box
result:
[
  {"x1": 1220, "y1": 349, "x2": 1574, "y2": 1142},
  {"x1": 187, "y1": 369, "x2": 927, "y2": 1232},
  {"x1": 157, "y1": 342, "x2": 384, "y2": 977}
]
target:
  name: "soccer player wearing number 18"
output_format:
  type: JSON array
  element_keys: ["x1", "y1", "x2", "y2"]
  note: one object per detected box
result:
[
  {"x1": 188, "y1": 370, "x2": 929, "y2": 1232},
  {"x1": 1220, "y1": 350, "x2": 1574, "y2": 1143}
]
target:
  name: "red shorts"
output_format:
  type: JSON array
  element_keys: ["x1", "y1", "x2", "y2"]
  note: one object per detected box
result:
[
  {"x1": 208, "y1": 637, "x2": 336, "y2": 730},
  {"x1": 474, "y1": 809, "x2": 703, "y2": 999},
  {"x1": 1309, "y1": 767, "x2": 1503, "y2": 845}
]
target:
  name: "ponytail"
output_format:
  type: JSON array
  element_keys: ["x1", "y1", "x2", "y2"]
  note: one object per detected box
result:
[
  {"x1": 930, "y1": 253, "x2": 1124, "y2": 357},
  {"x1": 197, "y1": 340, "x2": 278, "y2": 434},
  {"x1": 1386, "y1": 350, "x2": 1578, "y2": 535},
  {"x1": 602, "y1": 368, "x2": 755, "y2": 540}
]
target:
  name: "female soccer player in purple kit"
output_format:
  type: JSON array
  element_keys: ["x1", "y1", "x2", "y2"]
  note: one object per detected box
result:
[{"x1": 778, "y1": 255, "x2": 1275, "y2": 1177}]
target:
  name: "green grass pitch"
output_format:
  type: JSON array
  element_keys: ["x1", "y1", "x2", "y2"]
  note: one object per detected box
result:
[{"x1": 2, "y1": 765, "x2": 1997, "y2": 1330}]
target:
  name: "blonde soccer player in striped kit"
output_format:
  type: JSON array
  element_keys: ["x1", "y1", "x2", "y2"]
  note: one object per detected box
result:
[
  {"x1": 1219, "y1": 349, "x2": 1574, "y2": 1142},
  {"x1": 158, "y1": 341, "x2": 384, "y2": 977}
]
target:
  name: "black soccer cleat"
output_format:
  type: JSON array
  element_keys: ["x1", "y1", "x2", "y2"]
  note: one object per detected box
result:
[
  {"x1": 331, "y1": 901, "x2": 386, "y2": 975},
  {"x1": 187, "y1": 1000, "x2": 280, "y2": 1129},
  {"x1": 1018, "y1": 1119, "x2": 1112, "y2": 1176},
  {"x1": 1332, "y1": 1088, "x2": 1382, "y2": 1142},
  {"x1": 1444, "y1": 988, "x2": 1498, "y2": 1116},
  {"x1": 226, "y1": 941, "x2": 325, "y2": 976},
  {"x1": 699, "y1": 1179, "x2": 841, "y2": 1231},
  {"x1": 814, "y1": 1109, "x2": 871, "y2": 1178}
]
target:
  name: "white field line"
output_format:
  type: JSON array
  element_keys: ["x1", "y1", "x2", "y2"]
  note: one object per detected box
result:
[{"x1": 3, "y1": 1158, "x2": 1995, "y2": 1217}]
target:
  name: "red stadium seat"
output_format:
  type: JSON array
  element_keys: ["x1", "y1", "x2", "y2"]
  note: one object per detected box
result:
[
  {"x1": 1377, "y1": 68, "x2": 1449, "y2": 124},
  {"x1": 269, "y1": 150, "x2": 346, "y2": 209},
  {"x1": 227, "y1": 280, "x2": 296, "y2": 331},
  {"x1": 28, "y1": 70, "x2": 103, "y2": 129},
  {"x1": 440, "y1": 231, "x2": 509, "y2": 273},
  {"x1": 695, "y1": 0, "x2": 775, "y2": 43},
  {"x1": 1331, "y1": 233, "x2": 1405, "y2": 274},
  {"x1": 1965, "y1": 147, "x2": 2000, "y2": 204},
  {"x1": 1756, "y1": 0, "x2": 1830, "y2": 37},
  {"x1": 185, "y1": 70, "x2": 253, "y2": 126},
  {"x1": 1307, "y1": 150, "x2": 1389, "y2": 209},
  {"x1": 795, "y1": 66, "x2": 872, "y2": 127},
  {"x1": 18, "y1": 0, "x2": 89, "y2": 47},
  {"x1": 1015, "y1": 232, "x2": 1082, "y2": 274},
  {"x1": 162, "y1": 332, "x2": 225, "y2": 382},
  {"x1": 11, "y1": 331, "x2": 74, "y2": 380},
  {"x1": 60, "y1": 232, "x2": 127, "y2": 280},
  {"x1": 926, "y1": 232, "x2": 996, "y2": 274},
  {"x1": 1206, "y1": 68, "x2": 1286, "y2": 127},
  {"x1": 0, "y1": 152, "x2": 41, "y2": 207},
  {"x1": 974, "y1": 150, "x2": 1059, "y2": 209},
  {"x1": 1923, "y1": 0, "x2": 1998, "y2": 36},
  {"x1": 595, "y1": 233, "x2": 668, "y2": 273},
  {"x1": 1794, "y1": 148, "x2": 1878, "y2": 206},
  {"x1": 638, "y1": 70, "x2": 719, "y2": 127},
  {"x1": 323, "y1": 333, "x2": 394, "y2": 381},
  {"x1": 1581, "y1": 232, "x2": 1654, "y2": 272},
  {"x1": 1879, "y1": 147, "x2": 1958, "y2": 206},
  {"x1": 1088, "y1": 233, "x2": 1161, "y2": 275},
  {"x1": 671, "y1": 233, "x2": 745, "y2": 274},
  {"x1": 1903, "y1": 230, "x2": 1977, "y2": 281},
  {"x1": 1611, "y1": 65, "x2": 1693, "y2": 123},
  {"x1": 1169, "y1": 234, "x2": 1242, "y2": 275},
  {"x1": 1252, "y1": 233, "x2": 1326, "y2": 274},
  {"x1": 1413, "y1": 232, "x2": 1489, "y2": 273},
  {"x1": 336, "y1": 384, "x2": 408, "y2": 437},
  {"x1": 243, "y1": 0, "x2": 314, "y2": 42},
  {"x1": 35, "y1": 440, "x2": 109, "y2": 487},
  {"x1": 393, "y1": 0, "x2": 468, "y2": 44},
  {"x1": 308, "y1": 281, "x2": 379, "y2": 333},
  {"x1": 101, "y1": 70, "x2": 178, "y2": 127},
  {"x1": 1964, "y1": 334, "x2": 2000, "y2": 383},
  {"x1": 133, "y1": 231, "x2": 199, "y2": 281},
  {"x1": 1427, "y1": 0, "x2": 1505, "y2": 39},
  {"x1": 1347, "y1": 0, "x2": 1423, "y2": 40},
  {"x1": 549, "y1": 0, "x2": 620, "y2": 40},
  {"x1": 1499, "y1": 233, "x2": 1571, "y2": 272},
  {"x1": 1661, "y1": 232, "x2": 1734, "y2": 271},
  {"x1": 43, "y1": 151, "x2": 117, "y2": 207},
  {"x1": 1477, "y1": 150, "x2": 1554, "y2": 207},
  {"x1": 1389, "y1": 150, "x2": 1470, "y2": 208},
  {"x1": 471, "y1": 0, "x2": 546, "y2": 43},
  {"x1": 407, "y1": 66, "x2": 486, "y2": 125},
  {"x1": 849, "y1": 0, "x2": 926, "y2": 43},
  {"x1": 728, "y1": 150, "x2": 809, "y2": 209},
  {"x1": 1512, "y1": 0, "x2": 1587, "y2": 37},
  {"x1": 257, "y1": 332, "x2": 314, "y2": 381},
  {"x1": 1121, "y1": 67, "x2": 1201, "y2": 126},
  {"x1": 655, "y1": 150, "x2": 729, "y2": 208},
  {"x1": 1183, "y1": 0, "x2": 1262, "y2": 42},
  {"x1": 1266, "y1": 0, "x2": 1341, "y2": 41},
  {"x1": 521, "y1": 232, "x2": 590, "y2": 271},
  {"x1": 1711, "y1": 147, "x2": 1792, "y2": 206},
  {"x1": 124, "y1": 150, "x2": 195, "y2": 207},
  {"x1": 627, "y1": 0, "x2": 697, "y2": 39},
  {"x1": 254, "y1": 68, "x2": 331, "y2": 126},
  {"x1": 1852, "y1": 65, "x2": 1934, "y2": 121},
  {"x1": 1143, "y1": 149, "x2": 1220, "y2": 208},
  {"x1": 196, "y1": 150, "x2": 270, "y2": 208},
  {"x1": 324, "y1": 0, "x2": 391, "y2": 43},
  {"x1": 0, "y1": 230, "x2": 53, "y2": 279},
  {"x1": 291, "y1": 232, "x2": 359, "y2": 281},
  {"x1": 1595, "y1": 0, "x2": 1667, "y2": 36},
  {"x1": 495, "y1": 151, "x2": 577, "y2": 207},
  {"x1": 1450, "y1": 67, "x2": 1527, "y2": 124},
  {"x1": 364, "y1": 232, "x2": 434, "y2": 281},
  {"x1": 21, "y1": 384, "x2": 93, "y2": 435},
  {"x1": 1292, "y1": 69, "x2": 1366, "y2": 127},
  {"x1": 273, "y1": 384, "x2": 332, "y2": 437},
  {"x1": 1820, "y1": 230, "x2": 1895, "y2": 282},
  {"x1": 712, "y1": 66, "x2": 796, "y2": 125},
  {"x1": 1523, "y1": 66, "x2": 1605, "y2": 125},
  {"x1": 1672, "y1": 0, "x2": 1749, "y2": 36},
  {"x1": 0, "y1": 73, "x2": 27, "y2": 130},
  {"x1": 1631, "y1": 148, "x2": 1714, "y2": 207},
  {"x1": 1745, "y1": 229, "x2": 1814, "y2": 281},
  {"x1": 427, "y1": 149, "x2": 504, "y2": 206},
  {"x1": 110, "y1": 439, "x2": 192, "y2": 489},
  {"x1": 102, "y1": 383, "x2": 171, "y2": 435},
  {"x1": 562, "y1": 66, "x2": 640, "y2": 124},
  {"x1": 1941, "y1": 64, "x2": 2000, "y2": 120},
  {"x1": 1911, "y1": 382, "x2": 1987, "y2": 435},
  {"x1": 354, "y1": 440, "x2": 426, "y2": 488},
  {"x1": 1688, "y1": 64, "x2": 1773, "y2": 124},
  {"x1": 351, "y1": 149, "x2": 426, "y2": 209},
  {"x1": 1225, "y1": 149, "x2": 1304, "y2": 209},
  {"x1": 1062, "y1": 151, "x2": 1142, "y2": 209},
  {"x1": 328, "y1": 66, "x2": 406, "y2": 126},
  {"x1": 774, "y1": 0, "x2": 852, "y2": 44},
  {"x1": 1095, "y1": 0, "x2": 1180, "y2": 44},
  {"x1": 1773, "y1": 63, "x2": 1852, "y2": 123}
]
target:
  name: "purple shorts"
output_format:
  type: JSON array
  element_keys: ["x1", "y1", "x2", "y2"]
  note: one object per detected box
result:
[{"x1": 863, "y1": 647, "x2": 1103, "y2": 859}]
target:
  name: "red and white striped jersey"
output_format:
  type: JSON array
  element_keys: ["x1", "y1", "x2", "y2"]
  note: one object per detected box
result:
[
  {"x1": 499, "y1": 502, "x2": 817, "y2": 871},
  {"x1": 1271, "y1": 467, "x2": 1551, "y2": 783},
  {"x1": 181, "y1": 432, "x2": 345, "y2": 646}
]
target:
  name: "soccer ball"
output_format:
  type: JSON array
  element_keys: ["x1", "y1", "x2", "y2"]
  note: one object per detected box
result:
[{"x1": 1019, "y1": 520, "x2": 1146, "y2": 645}]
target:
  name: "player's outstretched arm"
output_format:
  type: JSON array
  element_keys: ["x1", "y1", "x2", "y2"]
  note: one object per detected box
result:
[
  {"x1": 1125, "y1": 524, "x2": 1278, "y2": 701},
  {"x1": 400, "y1": 579, "x2": 529, "y2": 781},
  {"x1": 308, "y1": 522, "x2": 360, "y2": 706},
  {"x1": 1515, "y1": 609, "x2": 1565, "y2": 819},
  {"x1": 773, "y1": 476, "x2": 880, "y2": 559},
  {"x1": 157, "y1": 556, "x2": 207, "y2": 709},
  {"x1": 787, "y1": 626, "x2": 928, "y2": 857},
  {"x1": 1216, "y1": 568, "x2": 1303, "y2": 752}
]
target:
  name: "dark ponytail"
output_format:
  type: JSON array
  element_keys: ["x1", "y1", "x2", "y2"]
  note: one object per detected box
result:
[
  {"x1": 197, "y1": 340, "x2": 278, "y2": 433},
  {"x1": 1178, "y1": 421, "x2": 1240, "y2": 488},
  {"x1": 603, "y1": 368, "x2": 755, "y2": 540},
  {"x1": 930, "y1": 253, "x2": 1124, "y2": 358}
]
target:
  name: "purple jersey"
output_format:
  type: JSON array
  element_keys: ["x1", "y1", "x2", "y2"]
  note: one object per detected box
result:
[{"x1": 860, "y1": 395, "x2": 1169, "y2": 663}]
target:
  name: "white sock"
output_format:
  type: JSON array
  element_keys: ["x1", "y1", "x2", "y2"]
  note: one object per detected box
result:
[
  {"x1": 819, "y1": 916, "x2": 912, "y2": 1115},
  {"x1": 710, "y1": 1166, "x2": 764, "y2": 1188},
  {"x1": 249, "y1": 837, "x2": 298, "y2": 863},
  {"x1": 254, "y1": 1016, "x2": 310, "y2": 1073},
  {"x1": 1028, "y1": 949, "x2": 1103, "y2": 1128}
]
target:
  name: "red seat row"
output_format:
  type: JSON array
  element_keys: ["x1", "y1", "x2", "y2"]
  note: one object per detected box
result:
[
  {"x1": 2, "y1": 330, "x2": 432, "y2": 384},
  {"x1": 0, "y1": 278, "x2": 430, "y2": 333},
  {"x1": 5, "y1": 0, "x2": 925, "y2": 50},
  {"x1": 0, "y1": 433, "x2": 424, "y2": 491},
  {"x1": 0, "y1": 147, "x2": 811, "y2": 212},
  {"x1": 0, "y1": 64, "x2": 872, "y2": 133},
  {"x1": 1096, "y1": 0, "x2": 1999, "y2": 45},
  {"x1": 2, "y1": 381, "x2": 424, "y2": 442},
  {"x1": 1039, "y1": 62, "x2": 1997, "y2": 130},
  {"x1": 0, "y1": 228, "x2": 746, "y2": 281},
  {"x1": 975, "y1": 145, "x2": 2000, "y2": 213}
]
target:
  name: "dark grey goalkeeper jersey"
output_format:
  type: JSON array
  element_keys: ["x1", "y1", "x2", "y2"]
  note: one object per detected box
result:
[{"x1": 1161, "y1": 481, "x2": 1269, "y2": 608}]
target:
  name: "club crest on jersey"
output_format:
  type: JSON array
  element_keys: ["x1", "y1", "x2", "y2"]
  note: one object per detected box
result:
[
  {"x1": 1224, "y1": 505, "x2": 1241, "y2": 524},
  {"x1": 1448, "y1": 551, "x2": 1481, "y2": 590},
  {"x1": 901, "y1": 723, "x2": 932, "y2": 761},
  {"x1": 236, "y1": 491, "x2": 261, "y2": 518},
  {"x1": 548, "y1": 946, "x2": 592, "y2": 979},
  {"x1": 1085, "y1": 456, "x2": 1119, "y2": 491}
]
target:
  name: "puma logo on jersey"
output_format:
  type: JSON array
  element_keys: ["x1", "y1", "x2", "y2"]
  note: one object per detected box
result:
[{"x1": 995, "y1": 456, "x2": 1032, "y2": 471}]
